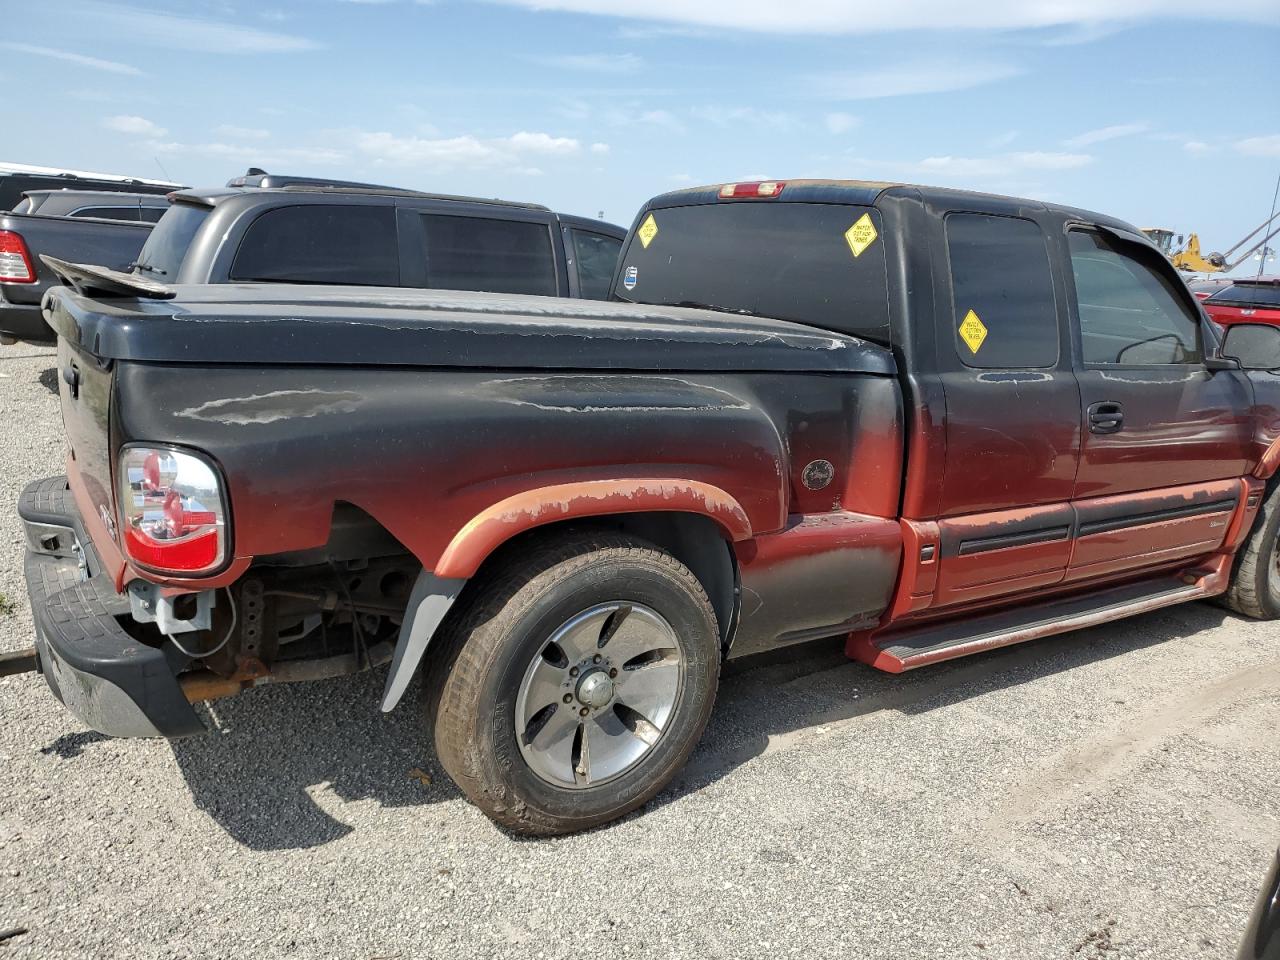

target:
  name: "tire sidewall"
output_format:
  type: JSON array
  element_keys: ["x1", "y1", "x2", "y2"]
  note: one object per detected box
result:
[
  {"x1": 1252, "y1": 488, "x2": 1280, "y2": 617},
  {"x1": 466, "y1": 554, "x2": 718, "y2": 828}
]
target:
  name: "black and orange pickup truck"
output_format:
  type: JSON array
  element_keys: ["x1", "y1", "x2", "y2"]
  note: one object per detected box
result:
[{"x1": 14, "y1": 179, "x2": 1280, "y2": 836}]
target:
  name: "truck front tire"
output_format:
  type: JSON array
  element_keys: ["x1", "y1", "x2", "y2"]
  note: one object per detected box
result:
[
  {"x1": 426, "y1": 532, "x2": 721, "y2": 835},
  {"x1": 1223, "y1": 482, "x2": 1280, "y2": 619}
]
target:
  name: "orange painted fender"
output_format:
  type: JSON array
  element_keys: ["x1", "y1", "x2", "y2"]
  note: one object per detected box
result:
[{"x1": 433, "y1": 478, "x2": 753, "y2": 579}]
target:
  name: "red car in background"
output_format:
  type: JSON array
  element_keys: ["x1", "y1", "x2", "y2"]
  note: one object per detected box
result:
[
  {"x1": 1187, "y1": 275, "x2": 1236, "y2": 301},
  {"x1": 1204, "y1": 277, "x2": 1280, "y2": 326}
]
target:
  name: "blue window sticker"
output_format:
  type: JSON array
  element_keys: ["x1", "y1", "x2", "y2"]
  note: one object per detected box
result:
[{"x1": 623, "y1": 265, "x2": 638, "y2": 291}]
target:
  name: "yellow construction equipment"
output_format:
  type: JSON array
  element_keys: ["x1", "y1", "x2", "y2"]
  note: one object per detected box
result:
[{"x1": 1142, "y1": 211, "x2": 1280, "y2": 273}]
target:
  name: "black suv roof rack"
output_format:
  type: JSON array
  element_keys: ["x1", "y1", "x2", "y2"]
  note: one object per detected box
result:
[{"x1": 275, "y1": 184, "x2": 550, "y2": 210}]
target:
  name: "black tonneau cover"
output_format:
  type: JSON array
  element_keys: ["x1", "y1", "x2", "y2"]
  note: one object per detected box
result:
[{"x1": 42, "y1": 283, "x2": 896, "y2": 375}]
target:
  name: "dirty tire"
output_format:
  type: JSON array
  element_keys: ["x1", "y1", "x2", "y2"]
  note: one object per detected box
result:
[
  {"x1": 1222, "y1": 482, "x2": 1280, "y2": 619},
  {"x1": 426, "y1": 532, "x2": 720, "y2": 836}
]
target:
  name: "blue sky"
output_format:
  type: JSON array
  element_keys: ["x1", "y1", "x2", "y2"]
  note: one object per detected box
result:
[{"x1": 4, "y1": 0, "x2": 1279, "y2": 268}]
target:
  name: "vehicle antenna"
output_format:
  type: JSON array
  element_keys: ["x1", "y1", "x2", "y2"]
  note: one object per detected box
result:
[
  {"x1": 1259, "y1": 169, "x2": 1280, "y2": 279},
  {"x1": 153, "y1": 155, "x2": 173, "y2": 182}
]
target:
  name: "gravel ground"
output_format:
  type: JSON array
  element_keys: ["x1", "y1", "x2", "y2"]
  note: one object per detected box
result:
[{"x1": 1, "y1": 346, "x2": 1277, "y2": 960}]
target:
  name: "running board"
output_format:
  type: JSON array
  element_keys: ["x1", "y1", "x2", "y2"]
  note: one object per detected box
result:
[{"x1": 855, "y1": 573, "x2": 1215, "y2": 673}]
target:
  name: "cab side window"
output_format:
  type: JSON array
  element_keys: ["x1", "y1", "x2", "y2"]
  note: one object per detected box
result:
[
  {"x1": 945, "y1": 213, "x2": 1058, "y2": 369},
  {"x1": 570, "y1": 229, "x2": 622, "y2": 300},
  {"x1": 231, "y1": 205, "x2": 400, "y2": 285},
  {"x1": 1068, "y1": 230, "x2": 1202, "y2": 365},
  {"x1": 420, "y1": 214, "x2": 557, "y2": 296}
]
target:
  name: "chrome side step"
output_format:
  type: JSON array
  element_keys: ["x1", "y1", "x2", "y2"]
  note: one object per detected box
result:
[{"x1": 867, "y1": 574, "x2": 1211, "y2": 672}]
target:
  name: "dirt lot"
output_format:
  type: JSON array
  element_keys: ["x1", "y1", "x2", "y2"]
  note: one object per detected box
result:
[{"x1": 1, "y1": 345, "x2": 1277, "y2": 960}]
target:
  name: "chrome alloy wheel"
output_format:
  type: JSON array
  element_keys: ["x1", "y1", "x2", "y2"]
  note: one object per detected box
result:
[{"x1": 514, "y1": 602, "x2": 686, "y2": 788}]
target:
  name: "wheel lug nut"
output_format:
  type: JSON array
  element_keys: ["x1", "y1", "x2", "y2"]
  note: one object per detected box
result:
[
  {"x1": 569, "y1": 667, "x2": 579, "y2": 677},
  {"x1": 563, "y1": 694, "x2": 573, "y2": 704},
  {"x1": 579, "y1": 706, "x2": 589, "y2": 717},
  {"x1": 593, "y1": 654, "x2": 602, "y2": 664},
  {"x1": 608, "y1": 668, "x2": 617, "y2": 678}
]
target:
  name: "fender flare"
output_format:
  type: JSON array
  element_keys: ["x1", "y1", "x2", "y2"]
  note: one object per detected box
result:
[
  {"x1": 1255, "y1": 436, "x2": 1280, "y2": 480},
  {"x1": 379, "y1": 478, "x2": 752, "y2": 711},
  {"x1": 433, "y1": 478, "x2": 753, "y2": 579}
]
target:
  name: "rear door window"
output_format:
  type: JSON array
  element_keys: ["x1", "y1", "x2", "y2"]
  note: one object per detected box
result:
[
  {"x1": 570, "y1": 229, "x2": 622, "y2": 300},
  {"x1": 231, "y1": 204, "x2": 400, "y2": 285},
  {"x1": 945, "y1": 213, "x2": 1059, "y2": 369},
  {"x1": 1068, "y1": 229, "x2": 1202, "y2": 365},
  {"x1": 138, "y1": 206, "x2": 166, "y2": 224},
  {"x1": 132, "y1": 202, "x2": 209, "y2": 280},
  {"x1": 420, "y1": 214, "x2": 557, "y2": 296}
]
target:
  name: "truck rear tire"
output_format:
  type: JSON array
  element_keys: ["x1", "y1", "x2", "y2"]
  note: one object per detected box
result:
[
  {"x1": 1222, "y1": 482, "x2": 1280, "y2": 619},
  {"x1": 426, "y1": 532, "x2": 721, "y2": 835}
]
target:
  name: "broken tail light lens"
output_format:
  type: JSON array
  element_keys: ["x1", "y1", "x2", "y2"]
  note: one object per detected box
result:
[
  {"x1": 0, "y1": 230, "x2": 36, "y2": 283},
  {"x1": 118, "y1": 446, "x2": 228, "y2": 575}
]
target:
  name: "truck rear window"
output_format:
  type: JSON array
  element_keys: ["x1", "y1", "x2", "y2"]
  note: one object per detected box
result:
[
  {"x1": 134, "y1": 202, "x2": 207, "y2": 280},
  {"x1": 1207, "y1": 283, "x2": 1280, "y2": 308},
  {"x1": 614, "y1": 201, "x2": 891, "y2": 345}
]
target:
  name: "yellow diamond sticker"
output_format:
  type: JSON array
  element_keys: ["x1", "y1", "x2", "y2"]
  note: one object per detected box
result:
[
  {"x1": 844, "y1": 213, "x2": 878, "y2": 258},
  {"x1": 958, "y1": 309, "x2": 988, "y2": 354},
  {"x1": 637, "y1": 213, "x2": 659, "y2": 249}
]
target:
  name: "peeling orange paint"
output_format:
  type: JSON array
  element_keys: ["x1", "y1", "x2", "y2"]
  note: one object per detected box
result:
[{"x1": 434, "y1": 479, "x2": 753, "y2": 578}]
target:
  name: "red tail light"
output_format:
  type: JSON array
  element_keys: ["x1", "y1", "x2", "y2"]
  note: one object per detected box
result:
[
  {"x1": 118, "y1": 446, "x2": 228, "y2": 575},
  {"x1": 718, "y1": 181, "x2": 786, "y2": 200},
  {"x1": 0, "y1": 230, "x2": 36, "y2": 283}
]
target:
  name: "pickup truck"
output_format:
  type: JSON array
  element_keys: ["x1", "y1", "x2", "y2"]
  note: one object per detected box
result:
[
  {"x1": 0, "y1": 161, "x2": 179, "y2": 210},
  {"x1": 0, "y1": 205, "x2": 155, "y2": 345},
  {"x1": 13, "y1": 189, "x2": 171, "y2": 222},
  {"x1": 132, "y1": 183, "x2": 625, "y2": 299},
  {"x1": 16, "y1": 179, "x2": 1280, "y2": 837}
]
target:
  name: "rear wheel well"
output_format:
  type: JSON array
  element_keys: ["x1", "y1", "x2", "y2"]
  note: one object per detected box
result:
[{"x1": 469, "y1": 512, "x2": 739, "y2": 653}]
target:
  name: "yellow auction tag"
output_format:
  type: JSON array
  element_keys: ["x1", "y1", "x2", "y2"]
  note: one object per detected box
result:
[
  {"x1": 844, "y1": 213, "x2": 877, "y2": 258},
  {"x1": 638, "y1": 213, "x2": 659, "y2": 249},
  {"x1": 958, "y1": 309, "x2": 988, "y2": 354}
]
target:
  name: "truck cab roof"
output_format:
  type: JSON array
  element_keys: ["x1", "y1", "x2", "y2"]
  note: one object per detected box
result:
[{"x1": 645, "y1": 178, "x2": 1136, "y2": 233}]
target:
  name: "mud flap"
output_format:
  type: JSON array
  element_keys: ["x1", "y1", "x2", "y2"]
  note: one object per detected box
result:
[{"x1": 379, "y1": 571, "x2": 466, "y2": 712}]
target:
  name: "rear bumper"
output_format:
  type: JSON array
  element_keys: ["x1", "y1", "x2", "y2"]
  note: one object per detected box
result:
[
  {"x1": 0, "y1": 301, "x2": 52, "y2": 344},
  {"x1": 19, "y1": 476, "x2": 205, "y2": 738}
]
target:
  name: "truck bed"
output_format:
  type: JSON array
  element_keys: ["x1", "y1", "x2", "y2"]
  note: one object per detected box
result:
[{"x1": 0, "y1": 211, "x2": 152, "y2": 343}]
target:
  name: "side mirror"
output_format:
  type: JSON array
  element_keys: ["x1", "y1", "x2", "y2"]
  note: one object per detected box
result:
[{"x1": 1221, "y1": 323, "x2": 1280, "y2": 371}]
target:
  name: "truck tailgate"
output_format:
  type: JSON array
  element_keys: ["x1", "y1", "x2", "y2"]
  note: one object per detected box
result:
[{"x1": 57, "y1": 337, "x2": 116, "y2": 548}]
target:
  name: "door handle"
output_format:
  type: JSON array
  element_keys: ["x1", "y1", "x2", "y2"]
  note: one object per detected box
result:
[{"x1": 1088, "y1": 401, "x2": 1123, "y2": 434}]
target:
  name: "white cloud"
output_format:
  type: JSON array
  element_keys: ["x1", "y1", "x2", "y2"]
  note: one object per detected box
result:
[
  {"x1": 811, "y1": 61, "x2": 1021, "y2": 100},
  {"x1": 537, "y1": 52, "x2": 643, "y2": 73},
  {"x1": 103, "y1": 115, "x2": 167, "y2": 137},
  {"x1": 506, "y1": 131, "x2": 581, "y2": 155},
  {"x1": 918, "y1": 151, "x2": 1092, "y2": 178},
  {"x1": 1183, "y1": 140, "x2": 1212, "y2": 154},
  {"x1": 1, "y1": 42, "x2": 141, "y2": 75},
  {"x1": 214, "y1": 124, "x2": 271, "y2": 140},
  {"x1": 486, "y1": 0, "x2": 1276, "y2": 33},
  {"x1": 590, "y1": 142, "x2": 610, "y2": 155},
  {"x1": 824, "y1": 112, "x2": 858, "y2": 134},
  {"x1": 689, "y1": 106, "x2": 794, "y2": 129},
  {"x1": 79, "y1": 2, "x2": 320, "y2": 52},
  {"x1": 150, "y1": 140, "x2": 345, "y2": 166},
  {"x1": 351, "y1": 129, "x2": 588, "y2": 170},
  {"x1": 1063, "y1": 122, "x2": 1148, "y2": 147},
  {"x1": 1236, "y1": 135, "x2": 1280, "y2": 158}
]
